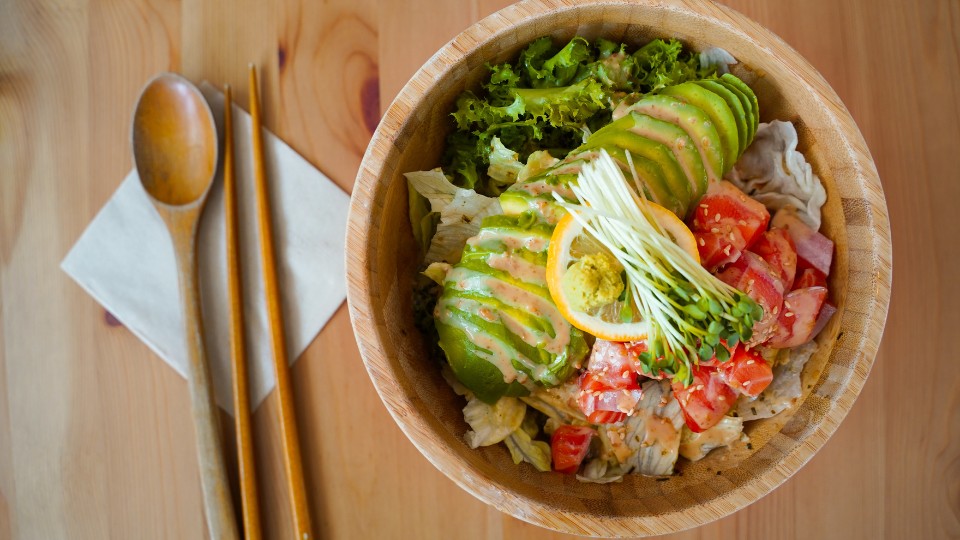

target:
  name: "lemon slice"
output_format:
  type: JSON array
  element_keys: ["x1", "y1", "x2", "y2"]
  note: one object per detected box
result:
[{"x1": 546, "y1": 202, "x2": 700, "y2": 341}]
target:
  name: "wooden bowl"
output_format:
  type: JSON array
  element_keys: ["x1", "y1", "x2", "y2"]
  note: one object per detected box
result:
[{"x1": 346, "y1": 0, "x2": 892, "y2": 535}]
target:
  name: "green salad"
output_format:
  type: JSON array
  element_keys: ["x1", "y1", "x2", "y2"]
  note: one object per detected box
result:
[{"x1": 405, "y1": 35, "x2": 834, "y2": 480}]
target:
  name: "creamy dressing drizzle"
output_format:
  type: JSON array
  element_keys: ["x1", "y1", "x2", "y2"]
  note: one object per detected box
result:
[
  {"x1": 446, "y1": 266, "x2": 571, "y2": 355},
  {"x1": 438, "y1": 300, "x2": 546, "y2": 385},
  {"x1": 485, "y1": 252, "x2": 547, "y2": 287},
  {"x1": 515, "y1": 179, "x2": 576, "y2": 200},
  {"x1": 627, "y1": 125, "x2": 701, "y2": 195},
  {"x1": 466, "y1": 228, "x2": 548, "y2": 253}
]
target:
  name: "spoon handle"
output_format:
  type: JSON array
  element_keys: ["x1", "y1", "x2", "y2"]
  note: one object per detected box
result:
[{"x1": 174, "y1": 231, "x2": 240, "y2": 540}]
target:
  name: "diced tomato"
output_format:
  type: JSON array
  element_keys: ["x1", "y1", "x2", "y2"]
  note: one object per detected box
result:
[
  {"x1": 719, "y1": 346, "x2": 773, "y2": 397},
  {"x1": 551, "y1": 425, "x2": 595, "y2": 474},
  {"x1": 577, "y1": 372, "x2": 643, "y2": 424},
  {"x1": 586, "y1": 410, "x2": 627, "y2": 424},
  {"x1": 794, "y1": 267, "x2": 828, "y2": 290},
  {"x1": 586, "y1": 340, "x2": 642, "y2": 389},
  {"x1": 750, "y1": 228, "x2": 798, "y2": 289},
  {"x1": 771, "y1": 209, "x2": 833, "y2": 277},
  {"x1": 693, "y1": 228, "x2": 744, "y2": 273},
  {"x1": 768, "y1": 286, "x2": 829, "y2": 348},
  {"x1": 716, "y1": 252, "x2": 786, "y2": 343},
  {"x1": 690, "y1": 180, "x2": 770, "y2": 248},
  {"x1": 672, "y1": 365, "x2": 736, "y2": 432},
  {"x1": 810, "y1": 301, "x2": 837, "y2": 340}
]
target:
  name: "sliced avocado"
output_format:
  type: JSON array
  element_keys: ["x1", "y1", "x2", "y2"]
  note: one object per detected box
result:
[
  {"x1": 694, "y1": 79, "x2": 748, "y2": 158},
  {"x1": 618, "y1": 112, "x2": 708, "y2": 206},
  {"x1": 436, "y1": 320, "x2": 530, "y2": 403},
  {"x1": 579, "y1": 129, "x2": 693, "y2": 217},
  {"x1": 622, "y1": 94, "x2": 724, "y2": 188},
  {"x1": 715, "y1": 78, "x2": 755, "y2": 146},
  {"x1": 660, "y1": 82, "x2": 739, "y2": 174},
  {"x1": 435, "y1": 213, "x2": 588, "y2": 402},
  {"x1": 499, "y1": 173, "x2": 578, "y2": 224},
  {"x1": 720, "y1": 74, "x2": 759, "y2": 144}
]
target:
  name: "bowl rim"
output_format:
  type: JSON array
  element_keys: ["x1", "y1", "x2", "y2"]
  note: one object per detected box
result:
[{"x1": 346, "y1": 0, "x2": 892, "y2": 535}]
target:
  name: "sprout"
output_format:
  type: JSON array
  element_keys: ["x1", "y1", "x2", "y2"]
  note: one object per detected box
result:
[{"x1": 555, "y1": 150, "x2": 761, "y2": 385}]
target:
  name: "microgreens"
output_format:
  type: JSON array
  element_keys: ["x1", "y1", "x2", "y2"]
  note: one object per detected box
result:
[{"x1": 556, "y1": 150, "x2": 762, "y2": 386}]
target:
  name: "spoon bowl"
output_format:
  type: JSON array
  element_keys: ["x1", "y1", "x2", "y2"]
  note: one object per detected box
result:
[
  {"x1": 133, "y1": 73, "x2": 218, "y2": 206},
  {"x1": 132, "y1": 72, "x2": 238, "y2": 539}
]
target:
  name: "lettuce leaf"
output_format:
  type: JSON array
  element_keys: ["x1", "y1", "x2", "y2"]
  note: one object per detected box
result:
[
  {"x1": 699, "y1": 47, "x2": 737, "y2": 76},
  {"x1": 504, "y1": 427, "x2": 552, "y2": 472},
  {"x1": 519, "y1": 36, "x2": 594, "y2": 88},
  {"x1": 404, "y1": 169, "x2": 503, "y2": 264},
  {"x1": 462, "y1": 396, "x2": 526, "y2": 448},
  {"x1": 486, "y1": 136, "x2": 524, "y2": 185},
  {"x1": 517, "y1": 150, "x2": 559, "y2": 182},
  {"x1": 633, "y1": 38, "x2": 716, "y2": 92}
]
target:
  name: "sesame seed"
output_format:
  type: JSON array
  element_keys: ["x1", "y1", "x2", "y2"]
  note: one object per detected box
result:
[
  {"x1": 739, "y1": 220, "x2": 747, "y2": 226},
  {"x1": 711, "y1": 227, "x2": 720, "y2": 233},
  {"x1": 773, "y1": 306, "x2": 779, "y2": 315},
  {"x1": 696, "y1": 384, "x2": 704, "y2": 391},
  {"x1": 715, "y1": 213, "x2": 721, "y2": 222},
  {"x1": 724, "y1": 245, "x2": 732, "y2": 256},
  {"x1": 785, "y1": 312, "x2": 794, "y2": 318},
  {"x1": 699, "y1": 237, "x2": 706, "y2": 246},
  {"x1": 700, "y1": 203, "x2": 709, "y2": 209},
  {"x1": 746, "y1": 359, "x2": 755, "y2": 365},
  {"x1": 744, "y1": 380, "x2": 752, "y2": 387},
  {"x1": 748, "y1": 279, "x2": 755, "y2": 286},
  {"x1": 729, "y1": 232, "x2": 736, "y2": 242},
  {"x1": 718, "y1": 395, "x2": 726, "y2": 401}
]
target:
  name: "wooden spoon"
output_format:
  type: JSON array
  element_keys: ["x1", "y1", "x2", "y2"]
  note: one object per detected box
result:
[{"x1": 131, "y1": 73, "x2": 239, "y2": 540}]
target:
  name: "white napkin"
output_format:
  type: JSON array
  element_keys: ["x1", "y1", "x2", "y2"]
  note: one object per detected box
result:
[{"x1": 61, "y1": 82, "x2": 350, "y2": 414}]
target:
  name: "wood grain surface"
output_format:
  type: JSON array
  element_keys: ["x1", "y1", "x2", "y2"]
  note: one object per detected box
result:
[{"x1": 0, "y1": 0, "x2": 956, "y2": 539}]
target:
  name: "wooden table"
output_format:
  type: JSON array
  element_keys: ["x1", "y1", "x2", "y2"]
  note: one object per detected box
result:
[{"x1": 1, "y1": 0, "x2": 957, "y2": 538}]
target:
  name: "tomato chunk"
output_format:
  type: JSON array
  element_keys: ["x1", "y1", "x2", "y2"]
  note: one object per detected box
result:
[
  {"x1": 672, "y1": 365, "x2": 736, "y2": 432},
  {"x1": 577, "y1": 372, "x2": 642, "y2": 424},
  {"x1": 720, "y1": 346, "x2": 773, "y2": 397},
  {"x1": 551, "y1": 425, "x2": 595, "y2": 474},
  {"x1": 586, "y1": 340, "x2": 642, "y2": 390},
  {"x1": 750, "y1": 228, "x2": 797, "y2": 289},
  {"x1": 794, "y1": 267, "x2": 827, "y2": 290},
  {"x1": 771, "y1": 208, "x2": 833, "y2": 276},
  {"x1": 768, "y1": 286, "x2": 829, "y2": 348},
  {"x1": 693, "y1": 228, "x2": 744, "y2": 273},
  {"x1": 690, "y1": 180, "x2": 770, "y2": 249},
  {"x1": 716, "y1": 252, "x2": 786, "y2": 343}
]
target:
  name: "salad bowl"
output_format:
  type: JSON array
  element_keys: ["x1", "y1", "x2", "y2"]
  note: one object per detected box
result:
[{"x1": 345, "y1": 0, "x2": 891, "y2": 535}]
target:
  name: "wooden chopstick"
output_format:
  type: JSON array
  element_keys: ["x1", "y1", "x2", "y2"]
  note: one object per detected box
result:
[
  {"x1": 248, "y1": 64, "x2": 314, "y2": 540},
  {"x1": 224, "y1": 84, "x2": 262, "y2": 540}
]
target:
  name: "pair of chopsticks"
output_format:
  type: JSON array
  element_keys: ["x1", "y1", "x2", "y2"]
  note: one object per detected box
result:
[{"x1": 223, "y1": 66, "x2": 314, "y2": 540}]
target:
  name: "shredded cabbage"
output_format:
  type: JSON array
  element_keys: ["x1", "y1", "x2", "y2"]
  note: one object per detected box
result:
[
  {"x1": 699, "y1": 47, "x2": 737, "y2": 75},
  {"x1": 404, "y1": 169, "x2": 503, "y2": 264},
  {"x1": 487, "y1": 136, "x2": 524, "y2": 185},
  {"x1": 679, "y1": 416, "x2": 744, "y2": 461},
  {"x1": 728, "y1": 121, "x2": 828, "y2": 229},
  {"x1": 735, "y1": 341, "x2": 818, "y2": 420},
  {"x1": 504, "y1": 428, "x2": 552, "y2": 472},
  {"x1": 577, "y1": 458, "x2": 629, "y2": 484},
  {"x1": 462, "y1": 396, "x2": 526, "y2": 448}
]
